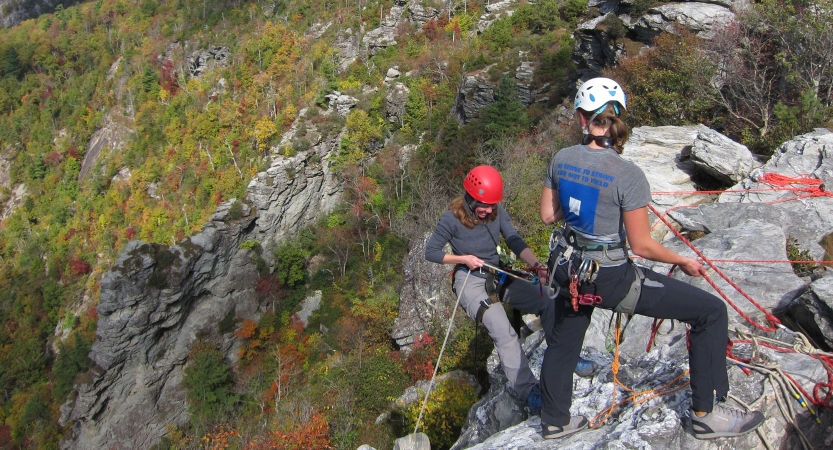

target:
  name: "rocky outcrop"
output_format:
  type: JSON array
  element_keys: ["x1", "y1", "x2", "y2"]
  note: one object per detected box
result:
[
  {"x1": 246, "y1": 125, "x2": 343, "y2": 258},
  {"x1": 474, "y1": 0, "x2": 517, "y2": 34},
  {"x1": 60, "y1": 203, "x2": 260, "y2": 450},
  {"x1": 78, "y1": 110, "x2": 134, "y2": 181},
  {"x1": 407, "y1": 2, "x2": 440, "y2": 27},
  {"x1": 363, "y1": 0, "x2": 408, "y2": 56},
  {"x1": 392, "y1": 233, "x2": 457, "y2": 349},
  {"x1": 324, "y1": 91, "x2": 359, "y2": 116},
  {"x1": 334, "y1": 28, "x2": 362, "y2": 71},
  {"x1": 385, "y1": 82, "x2": 410, "y2": 125},
  {"x1": 187, "y1": 46, "x2": 230, "y2": 78},
  {"x1": 690, "y1": 127, "x2": 761, "y2": 184},
  {"x1": 454, "y1": 66, "x2": 496, "y2": 123},
  {"x1": 572, "y1": 0, "x2": 743, "y2": 78},
  {"x1": 0, "y1": 0, "x2": 64, "y2": 28},
  {"x1": 398, "y1": 126, "x2": 833, "y2": 449},
  {"x1": 515, "y1": 55, "x2": 550, "y2": 107},
  {"x1": 62, "y1": 96, "x2": 346, "y2": 447},
  {"x1": 633, "y1": 3, "x2": 736, "y2": 41}
]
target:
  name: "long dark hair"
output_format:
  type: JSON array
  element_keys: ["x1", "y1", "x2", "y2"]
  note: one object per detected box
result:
[
  {"x1": 450, "y1": 196, "x2": 497, "y2": 229},
  {"x1": 579, "y1": 103, "x2": 629, "y2": 154}
]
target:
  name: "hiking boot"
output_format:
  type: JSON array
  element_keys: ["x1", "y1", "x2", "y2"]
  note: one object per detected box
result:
[
  {"x1": 542, "y1": 415, "x2": 588, "y2": 439},
  {"x1": 575, "y1": 356, "x2": 599, "y2": 377},
  {"x1": 689, "y1": 402, "x2": 765, "y2": 439},
  {"x1": 525, "y1": 384, "x2": 542, "y2": 415}
]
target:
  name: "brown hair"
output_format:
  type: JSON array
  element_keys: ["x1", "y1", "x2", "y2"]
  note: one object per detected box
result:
[
  {"x1": 450, "y1": 196, "x2": 497, "y2": 229},
  {"x1": 579, "y1": 103, "x2": 629, "y2": 154}
]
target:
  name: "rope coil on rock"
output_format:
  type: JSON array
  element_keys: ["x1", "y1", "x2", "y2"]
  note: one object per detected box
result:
[{"x1": 589, "y1": 313, "x2": 691, "y2": 429}]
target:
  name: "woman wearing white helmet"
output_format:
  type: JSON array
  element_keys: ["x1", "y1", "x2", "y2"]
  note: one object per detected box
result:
[{"x1": 537, "y1": 77, "x2": 766, "y2": 439}]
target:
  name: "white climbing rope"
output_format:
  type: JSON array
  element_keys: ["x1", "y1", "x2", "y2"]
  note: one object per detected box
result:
[{"x1": 412, "y1": 270, "x2": 471, "y2": 435}]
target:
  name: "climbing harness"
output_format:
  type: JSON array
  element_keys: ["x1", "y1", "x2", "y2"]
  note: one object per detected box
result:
[
  {"x1": 547, "y1": 225, "x2": 641, "y2": 313},
  {"x1": 453, "y1": 261, "x2": 542, "y2": 323}
]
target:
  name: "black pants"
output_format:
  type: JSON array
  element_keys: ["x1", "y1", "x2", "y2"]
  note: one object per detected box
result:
[{"x1": 540, "y1": 261, "x2": 729, "y2": 426}]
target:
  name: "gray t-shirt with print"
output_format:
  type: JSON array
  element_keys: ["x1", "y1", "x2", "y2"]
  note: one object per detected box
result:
[{"x1": 544, "y1": 144, "x2": 651, "y2": 244}]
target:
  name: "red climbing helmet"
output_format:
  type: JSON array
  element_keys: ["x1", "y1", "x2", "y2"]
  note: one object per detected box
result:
[{"x1": 464, "y1": 165, "x2": 503, "y2": 204}]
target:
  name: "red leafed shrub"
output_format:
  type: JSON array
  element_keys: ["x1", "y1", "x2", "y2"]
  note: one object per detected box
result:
[
  {"x1": 66, "y1": 145, "x2": 80, "y2": 159},
  {"x1": 266, "y1": 413, "x2": 331, "y2": 450},
  {"x1": 404, "y1": 333, "x2": 438, "y2": 383},
  {"x1": 68, "y1": 257, "x2": 91, "y2": 276},
  {"x1": 44, "y1": 152, "x2": 63, "y2": 166},
  {"x1": 160, "y1": 59, "x2": 179, "y2": 95}
]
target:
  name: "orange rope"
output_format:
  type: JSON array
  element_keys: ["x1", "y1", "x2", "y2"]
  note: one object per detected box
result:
[{"x1": 589, "y1": 314, "x2": 691, "y2": 428}]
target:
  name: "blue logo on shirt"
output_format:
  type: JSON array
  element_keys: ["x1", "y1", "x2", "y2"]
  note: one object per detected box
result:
[{"x1": 558, "y1": 179, "x2": 600, "y2": 234}]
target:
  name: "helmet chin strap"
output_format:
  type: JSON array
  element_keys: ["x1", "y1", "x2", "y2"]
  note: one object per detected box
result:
[{"x1": 463, "y1": 193, "x2": 479, "y2": 220}]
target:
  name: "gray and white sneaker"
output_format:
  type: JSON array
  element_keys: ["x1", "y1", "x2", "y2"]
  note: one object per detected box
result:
[
  {"x1": 542, "y1": 415, "x2": 589, "y2": 439},
  {"x1": 690, "y1": 402, "x2": 765, "y2": 439}
]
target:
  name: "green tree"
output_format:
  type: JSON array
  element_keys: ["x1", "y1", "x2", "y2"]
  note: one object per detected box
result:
[
  {"x1": 52, "y1": 335, "x2": 91, "y2": 402},
  {"x1": 275, "y1": 241, "x2": 307, "y2": 289},
  {"x1": 480, "y1": 75, "x2": 530, "y2": 143},
  {"x1": 182, "y1": 341, "x2": 235, "y2": 420}
]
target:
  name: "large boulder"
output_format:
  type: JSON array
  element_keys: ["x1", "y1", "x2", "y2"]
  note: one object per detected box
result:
[
  {"x1": 690, "y1": 128, "x2": 761, "y2": 184},
  {"x1": 454, "y1": 66, "x2": 497, "y2": 123},
  {"x1": 633, "y1": 3, "x2": 736, "y2": 41},
  {"x1": 392, "y1": 233, "x2": 457, "y2": 349},
  {"x1": 784, "y1": 275, "x2": 833, "y2": 351}
]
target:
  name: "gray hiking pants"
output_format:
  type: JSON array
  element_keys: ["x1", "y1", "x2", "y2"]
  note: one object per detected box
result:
[{"x1": 453, "y1": 270, "x2": 556, "y2": 399}]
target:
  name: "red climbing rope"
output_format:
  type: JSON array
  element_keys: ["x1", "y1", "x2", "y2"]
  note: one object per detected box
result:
[{"x1": 643, "y1": 173, "x2": 833, "y2": 407}]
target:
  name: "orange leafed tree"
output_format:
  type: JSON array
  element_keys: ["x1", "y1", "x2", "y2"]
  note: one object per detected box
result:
[{"x1": 246, "y1": 413, "x2": 331, "y2": 450}]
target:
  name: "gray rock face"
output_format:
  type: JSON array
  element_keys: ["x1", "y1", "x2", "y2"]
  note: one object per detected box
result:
[
  {"x1": 60, "y1": 209, "x2": 260, "y2": 450},
  {"x1": 475, "y1": 0, "x2": 517, "y2": 35},
  {"x1": 386, "y1": 82, "x2": 410, "y2": 125},
  {"x1": 334, "y1": 28, "x2": 361, "y2": 71},
  {"x1": 454, "y1": 66, "x2": 496, "y2": 123},
  {"x1": 408, "y1": 2, "x2": 440, "y2": 27},
  {"x1": 296, "y1": 290, "x2": 323, "y2": 328},
  {"x1": 78, "y1": 110, "x2": 134, "y2": 181},
  {"x1": 187, "y1": 46, "x2": 230, "y2": 78},
  {"x1": 325, "y1": 91, "x2": 359, "y2": 116},
  {"x1": 786, "y1": 276, "x2": 833, "y2": 350},
  {"x1": 633, "y1": 3, "x2": 736, "y2": 41},
  {"x1": 392, "y1": 234, "x2": 457, "y2": 349},
  {"x1": 572, "y1": 1, "x2": 744, "y2": 78},
  {"x1": 691, "y1": 128, "x2": 761, "y2": 184},
  {"x1": 364, "y1": 1, "x2": 408, "y2": 56},
  {"x1": 246, "y1": 136, "x2": 343, "y2": 255},
  {"x1": 0, "y1": 0, "x2": 59, "y2": 28},
  {"x1": 719, "y1": 128, "x2": 833, "y2": 204}
]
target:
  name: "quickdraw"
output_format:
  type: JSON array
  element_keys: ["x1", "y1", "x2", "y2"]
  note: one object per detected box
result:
[{"x1": 569, "y1": 258, "x2": 600, "y2": 311}]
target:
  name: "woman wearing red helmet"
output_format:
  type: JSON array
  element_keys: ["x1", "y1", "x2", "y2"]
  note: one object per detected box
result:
[{"x1": 425, "y1": 165, "x2": 595, "y2": 414}]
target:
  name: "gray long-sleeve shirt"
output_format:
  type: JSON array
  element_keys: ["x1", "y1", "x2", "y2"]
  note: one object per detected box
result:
[{"x1": 424, "y1": 204, "x2": 530, "y2": 268}]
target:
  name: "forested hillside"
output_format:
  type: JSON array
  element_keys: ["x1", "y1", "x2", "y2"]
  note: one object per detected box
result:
[{"x1": 0, "y1": 0, "x2": 830, "y2": 448}]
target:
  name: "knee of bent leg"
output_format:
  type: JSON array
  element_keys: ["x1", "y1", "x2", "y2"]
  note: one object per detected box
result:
[{"x1": 705, "y1": 294, "x2": 728, "y2": 327}]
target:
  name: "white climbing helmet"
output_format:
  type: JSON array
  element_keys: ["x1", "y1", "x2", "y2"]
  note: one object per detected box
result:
[{"x1": 574, "y1": 77, "x2": 627, "y2": 115}]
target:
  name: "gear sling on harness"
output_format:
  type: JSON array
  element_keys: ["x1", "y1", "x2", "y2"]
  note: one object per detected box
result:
[{"x1": 547, "y1": 226, "x2": 644, "y2": 314}]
